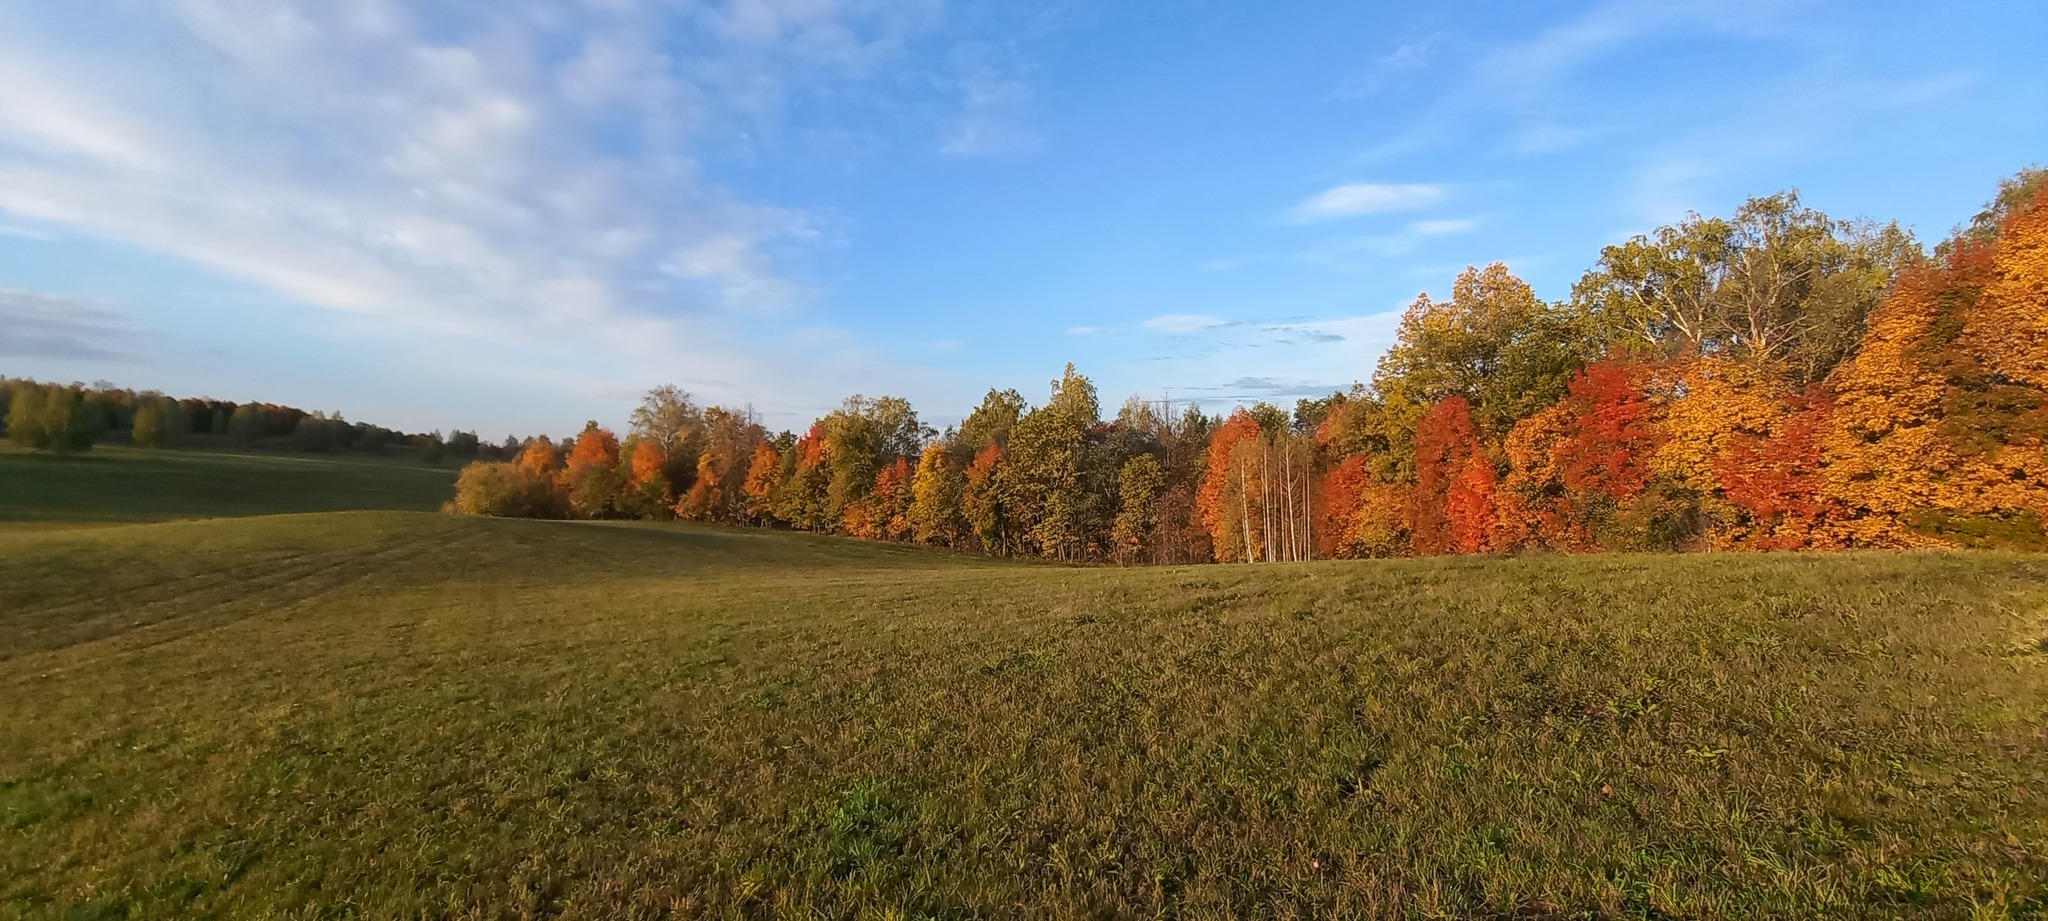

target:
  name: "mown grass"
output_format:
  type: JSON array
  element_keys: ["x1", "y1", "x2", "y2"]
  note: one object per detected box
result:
[
  {"x1": 0, "y1": 444, "x2": 455, "y2": 530},
  {"x1": 2, "y1": 508, "x2": 2044, "y2": 919}
]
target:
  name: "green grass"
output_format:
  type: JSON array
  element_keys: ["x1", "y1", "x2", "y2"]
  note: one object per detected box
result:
[
  {"x1": 0, "y1": 445, "x2": 456, "y2": 529},
  {"x1": 2, "y1": 507, "x2": 2044, "y2": 918}
]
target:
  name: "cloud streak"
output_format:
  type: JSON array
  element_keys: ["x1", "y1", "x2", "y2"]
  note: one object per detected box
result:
[
  {"x1": 0, "y1": 289, "x2": 141, "y2": 362},
  {"x1": 1290, "y1": 183, "x2": 1445, "y2": 222},
  {"x1": 1143, "y1": 314, "x2": 1232, "y2": 334}
]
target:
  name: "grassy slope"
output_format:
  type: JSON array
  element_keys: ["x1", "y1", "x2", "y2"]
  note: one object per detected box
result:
[
  {"x1": 2, "y1": 512, "x2": 2044, "y2": 919},
  {"x1": 0, "y1": 445, "x2": 455, "y2": 529}
]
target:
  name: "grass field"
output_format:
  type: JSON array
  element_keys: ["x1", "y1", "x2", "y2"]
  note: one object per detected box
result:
[
  {"x1": 0, "y1": 444, "x2": 455, "y2": 530},
  {"x1": 2, "y1": 452, "x2": 2045, "y2": 918}
]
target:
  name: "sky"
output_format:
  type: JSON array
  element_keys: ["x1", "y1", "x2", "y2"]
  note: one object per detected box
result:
[{"x1": 0, "y1": 1, "x2": 2043, "y2": 439}]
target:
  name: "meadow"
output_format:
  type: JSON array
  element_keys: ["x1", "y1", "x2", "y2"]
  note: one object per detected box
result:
[
  {"x1": 1, "y1": 449, "x2": 2044, "y2": 919},
  {"x1": 0, "y1": 444, "x2": 456, "y2": 530}
]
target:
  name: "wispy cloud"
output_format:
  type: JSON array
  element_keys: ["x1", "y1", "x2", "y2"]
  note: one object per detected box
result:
[
  {"x1": 1619, "y1": 67, "x2": 1975, "y2": 228},
  {"x1": 1333, "y1": 33, "x2": 1443, "y2": 100},
  {"x1": 934, "y1": 13, "x2": 1055, "y2": 160},
  {"x1": 0, "y1": 288, "x2": 141, "y2": 361},
  {"x1": 1290, "y1": 183, "x2": 1445, "y2": 222},
  {"x1": 1143, "y1": 313, "x2": 1232, "y2": 334},
  {"x1": 1066, "y1": 325, "x2": 1101, "y2": 335},
  {"x1": 1121, "y1": 309, "x2": 1413, "y2": 412},
  {"x1": 939, "y1": 72, "x2": 1041, "y2": 158},
  {"x1": 1188, "y1": 376, "x2": 1345, "y2": 401},
  {"x1": 1352, "y1": 0, "x2": 1799, "y2": 165}
]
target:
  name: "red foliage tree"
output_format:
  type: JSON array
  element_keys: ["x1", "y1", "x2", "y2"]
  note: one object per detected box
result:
[
  {"x1": 1717, "y1": 390, "x2": 1839, "y2": 549},
  {"x1": 1411, "y1": 397, "x2": 1483, "y2": 555},
  {"x1": 1556, "y1": 362, "x2": 1657, "y2": 499},
  {"x1": 1316, "y1": 455, "x2": 1370, "y2": 559},
  {"x1": 1447, "y1": 452, "x2": 1497, "y2": 554}
]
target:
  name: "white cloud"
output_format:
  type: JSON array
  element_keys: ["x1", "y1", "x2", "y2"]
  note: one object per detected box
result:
[
  {"x1": 1065, "y1": 325, "x2": 1100, "y2": 335},
  {"x1": 1143, "y1": 314, "x2": 1231, "y2": 334},
  {"x1": 0, "y1": 51, "x2": 172, "y2": 172},
  {"x1": 1290, "y1": 183, "x2": 1445, "y2": 222},
  {"x1": 0, "y1": 1, "x2": 967, "y2": 429}
]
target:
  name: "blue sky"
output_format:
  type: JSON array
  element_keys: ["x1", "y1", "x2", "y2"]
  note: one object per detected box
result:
[{"x1": 0, "y1": 1, "x2": 2042, "y2": 439}]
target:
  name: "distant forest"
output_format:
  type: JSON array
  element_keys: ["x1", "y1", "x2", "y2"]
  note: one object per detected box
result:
[
  {"x1": 13, "y1": 168, "x2": 2046, "y2": 561},
  {"x1": 0, "y1": 380, "x2": 485, "y2": 464}
]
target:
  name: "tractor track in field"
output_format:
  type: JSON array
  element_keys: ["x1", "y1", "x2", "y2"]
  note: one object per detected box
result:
[{"x1": 1, "y1": 520, "x2": 488, "y2": 661}]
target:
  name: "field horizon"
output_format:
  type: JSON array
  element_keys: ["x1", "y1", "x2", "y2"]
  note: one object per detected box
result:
[{"x1": 4, "y1": 449, "x2": 2045, "y2": 918}]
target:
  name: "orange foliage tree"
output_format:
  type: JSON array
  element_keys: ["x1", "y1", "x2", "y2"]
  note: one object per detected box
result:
[
  {"x1": 516, "y1": 436, "x2": 560, "y2": 479},
  {"x1": 741, "y1": 443, "x2": 783, "y2": 524},
  {"x1": 1821, "y1": 192, "x2": 2048, "y2": 547},
  {"x1": 622, "y1": 439, "x2": 672, "y2": 518},
  {"x1": 777, "y1": 424, "x2": 833, "y2": 531},
  {"x1": 1496, "y1": 400, "x2": 1588, "y2": 551},
  {"x1": 559, "y1": 423, "x2": 623, "y2": 518},
  {"x1": 961, "y1": 442, "x2": 1005, "y2": 554},
  {"x1": 868, "y1": 457, "x2": 914, "y2": 541},
  {"x1": 1196, "y1": 409, "x2": 1265, "y2": 562}
]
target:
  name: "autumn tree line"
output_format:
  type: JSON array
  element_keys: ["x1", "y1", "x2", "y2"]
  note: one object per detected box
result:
[
  {"x1": 0, "y1": 379, "x2": 480, "y2": 462},
  {"x1": 478, "y1": 168, "x2": 2045, "y2": 556}
]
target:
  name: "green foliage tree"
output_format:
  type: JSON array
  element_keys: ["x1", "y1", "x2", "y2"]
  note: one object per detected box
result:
[
  {"x1": 1573, "y1": 191, "x2": 1919, "y2": 386},
  {"x1": 1004, "y1": 395, "x2": 1093, "y2": 560},
  {"x1": 962, "y1": 443, "x2": 1006, "y2": 554},
  {"x1": 229, "y1": 403, "x2": 266, "y2": 450},
  {"x1": 1046, "y1": 363, "x2": 1100, "y2": 425},
  {"x1": 290, "y1": 413, "x2": 343, "y2": 452},
  {"x1": 131, "y1": 398, "x2": 170, "y2": 448},
  {"x1": 1374, "y1": 262, "x2": 1590, "y2": 441},
  {"x1": 354, "y1": 423, "x2": 393, "y2": 454},
  {"x1": 1111, "y1": 453, "x2": 1165, "y2": 563},
  {"x1": 958, "y1": 388, "x2": 1027, "y2": 455},
  {"x1": 5, "y1": 382, "x2": 94, "y2": 453},
  {"x1": 814, "y1": 396, "x2": 928, "y2": 525}
]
